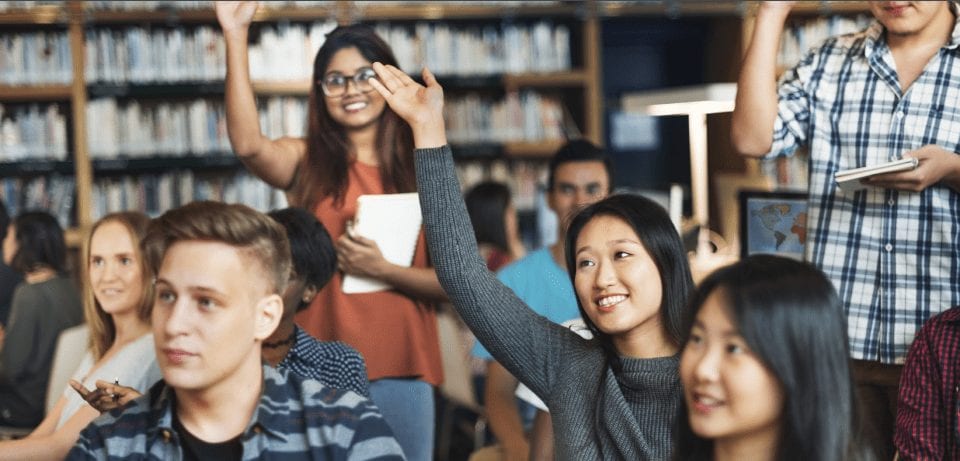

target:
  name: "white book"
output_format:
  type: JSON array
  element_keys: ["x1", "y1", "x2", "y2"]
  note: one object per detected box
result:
[
  {"x1": 342, "y1": 193, "x2": 422, "y2": 294},
  {"x1": 835, "y1": 157, "x2": 919, "y2": 192}
]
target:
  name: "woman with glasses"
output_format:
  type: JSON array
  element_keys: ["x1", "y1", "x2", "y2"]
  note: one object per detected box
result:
[{"x1": 215, "y1": 3, "x2": 445, "y2": 459}]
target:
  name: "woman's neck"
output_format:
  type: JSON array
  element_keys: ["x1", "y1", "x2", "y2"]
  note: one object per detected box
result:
[
  {"x1": 111, "y1": 310, "x2": 150, "y2": 346},
  {"x1": 261, "y1": 319, "x2": 296, "y2": 367},
  {"x1": 613, "y1": 320, "x2": 677, "y2": 359},
  {"x1": 713, "y1": 426, "x2": 781, "y2": 461},
  {"x1": 25, "y1": 266, "x2": 56, "y2": 284},
  {"x1": 348, "y1": 124, "x2": 379, "y2": 165}
]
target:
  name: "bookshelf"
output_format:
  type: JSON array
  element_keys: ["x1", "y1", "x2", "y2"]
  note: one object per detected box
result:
[
  {"x1": 0, "y1": 0, "x2": 604, "y2": 250},
  {"x1": 0, "y1": 0, "x2": 869, "y2": 251}
]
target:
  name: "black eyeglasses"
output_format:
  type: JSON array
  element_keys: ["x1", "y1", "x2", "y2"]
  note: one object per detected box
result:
[{"x1": 319, "y1": 67, "x2": 377, "y2": 97}]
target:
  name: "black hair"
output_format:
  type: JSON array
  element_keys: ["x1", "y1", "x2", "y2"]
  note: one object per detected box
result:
[
  {"x1": 565, "y1": 193, "x2": 693, "y2": 358},
  {"x1": 674, "y1": 255, "x2": 871, "y2": 461},
  {"x1": 297, "y1": 24, "x2": 414, "y2": 211},
  {"x1": 547, "y1": 139, "x2": 613, "y2": 193},
  {"x1": 465, "y1": 181, "x2": 512, "y2": 252},
  {"x1": 267, "y1": 207, "x2": 337, "y2": 312},
  {"x1": 9, "y1": 211, "x2": 67, "y2": 274}
]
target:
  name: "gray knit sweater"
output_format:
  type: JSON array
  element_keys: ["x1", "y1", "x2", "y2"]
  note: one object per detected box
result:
[{"x1": 416, "y1": 146, "x2": 681, "y2": 460}]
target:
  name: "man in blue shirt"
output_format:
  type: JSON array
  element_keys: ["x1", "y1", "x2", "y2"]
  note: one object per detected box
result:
[
  {"x1": 472, "y1": 140, "x2": 612, "y2": 460},
  {"x1": 68, "y1": 201, "x2": 403, "y2": 460}
]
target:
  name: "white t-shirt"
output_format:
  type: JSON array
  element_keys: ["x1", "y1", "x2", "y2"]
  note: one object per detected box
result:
[{"x1": 56, "y1": 333, "x2": 162, "y2": 429}]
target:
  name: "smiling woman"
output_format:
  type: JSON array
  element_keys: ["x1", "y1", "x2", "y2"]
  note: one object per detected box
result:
[
  {"x1": 217, "y1": 2, "x2": 445, "y2": 457},
  {"x1": 674, "y1": 255, "x2": 872, "y2": 461},
  {"x1": 0, "y1": 212, "x2": 160, "y2": 460}
]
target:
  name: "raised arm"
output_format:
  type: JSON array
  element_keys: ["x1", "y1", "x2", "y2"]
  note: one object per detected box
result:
[
  {"x1": 730, "y1": 2, "x2": 793, "y2": 157},
  {"x1": 368, "y1": 63, "x2": 586, "y2": 395},
  {"x1": 216, "y1": 1, "x2": 304, "y2": 189}
]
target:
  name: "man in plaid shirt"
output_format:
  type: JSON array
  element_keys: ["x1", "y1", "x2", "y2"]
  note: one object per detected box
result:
[{"x1": 731, "y1": 2, "x2": 960, "y2": 459}]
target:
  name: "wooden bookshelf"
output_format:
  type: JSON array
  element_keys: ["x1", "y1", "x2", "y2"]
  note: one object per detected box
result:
[
  {"x1": 0, "y1": 85, "x2": 72, "y2": 102},
  {"x1": 0, "y1": 4, "x2": 67, "y2": 24}
]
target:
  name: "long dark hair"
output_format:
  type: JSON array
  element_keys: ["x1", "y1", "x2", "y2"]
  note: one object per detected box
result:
[
  {"x1": 674, "y1": 255, "x2": 870, "y2": 461},
  {"x1": 465, "y1": 181, "x2": 512, "y2": 252},
  {"x1": 294, "y1": 25, "x2": 415, "y2": 211},
  {"x1": 9, "y1": 211, "x2": 66, "y2": 275},
  {"x1": 565, "y1": 194, "x2": 693, "y2": 361}
]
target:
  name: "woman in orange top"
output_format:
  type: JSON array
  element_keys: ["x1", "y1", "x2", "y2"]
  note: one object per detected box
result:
[{"x1": 216, "y1": 3, "x2": 445, "y2": 459}]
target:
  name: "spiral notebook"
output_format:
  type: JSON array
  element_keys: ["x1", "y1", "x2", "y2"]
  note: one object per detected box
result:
[{"x1": 342, "y1": 193, "x2": 422, "y2": 294}]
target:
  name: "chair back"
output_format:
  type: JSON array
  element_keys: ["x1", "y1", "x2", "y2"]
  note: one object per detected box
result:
[{"x1": 46, "y1": 324, "x2": 89, "y2": 412}]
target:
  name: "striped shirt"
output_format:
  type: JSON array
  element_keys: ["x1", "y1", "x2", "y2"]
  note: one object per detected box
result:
[
  {"x1": 895, "y1": 306, "x2": 960, "y2": 460},
  {"x1": 278, "y1": 326, "x2": 369, "y2": 397},
  {"x1": 769, "y1": 7, "x2": 960, "y2": 364},
  {"x1": 66, "y1": 365, "x2": 405, "y2": 461}
]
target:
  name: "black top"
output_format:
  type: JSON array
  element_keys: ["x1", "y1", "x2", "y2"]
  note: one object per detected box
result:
[{"x1": 172, "y1": 411, "x2": 242, "y2": 461}]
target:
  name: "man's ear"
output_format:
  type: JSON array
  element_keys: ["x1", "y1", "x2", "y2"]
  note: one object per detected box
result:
[
  {"x1": 301, "y1": 283, "x2": 319, "y2": 306},
  {"x1": 254, "y1": 294, "x2": 283, "y2": 341}
]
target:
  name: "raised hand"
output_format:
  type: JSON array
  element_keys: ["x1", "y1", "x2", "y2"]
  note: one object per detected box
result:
[
  {"x1": 215, "y1": 1, "x2": 259, "y2": 34},
  {"x1": 368, "y1": 62, "x2": 447, "y2": 148}
]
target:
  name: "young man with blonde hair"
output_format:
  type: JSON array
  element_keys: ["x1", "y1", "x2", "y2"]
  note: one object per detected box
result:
[{"x1": 68, "y1": 201, "x2": 403, "y2": 460}]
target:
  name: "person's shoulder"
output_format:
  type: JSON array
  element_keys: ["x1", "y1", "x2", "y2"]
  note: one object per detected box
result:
[
  {"x1": 497, "y1": 247, "x2": 552, "y2": 279},
  {"x1": 917, "y1": 306, "x2": 960, "y2": 338},
  {"x1": 263, "y1": 366, "x2": 380, "y2": 421}
]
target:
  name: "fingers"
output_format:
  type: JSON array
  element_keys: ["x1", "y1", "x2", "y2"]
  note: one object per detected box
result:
[
  {"x1": 422, "y1": 67, "x2": 439, "y2": 88},
  {"x1": 385, "y1": 64, "x2": 416, "y2": 86},
  {"x1": 368, "y1": 76, "x2": 391, "y2": 99},
  {"x1": 69, "y1": 379, "x2": 91, "y2": 399},
  {"x1": 372, "y1": 62, "x2": 403, "y2": 93}
]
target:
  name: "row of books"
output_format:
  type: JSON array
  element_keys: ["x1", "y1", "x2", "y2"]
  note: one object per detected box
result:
[
  {"x1": 445, "y1": 90, "x2": 567, "y2": 144},
  {"x1": 0, "y1": 104, "x2": 69, "y2": 161},
  {"x1": 81, "y1": 89, "x2": 565, "y2": 159},
  {"x1": 373, "y1": 21, "x2": 571, "y2": 76},
  {"x1": 0, "y1": 1, "x2": 61, "y2": 11},
  {"x1": 92, "y1": 170, "x2": 287, "y2": 220},
  {"x1": 85, "y1": 26, "x2": 229, "y2": 84},
  {"x1": 0, "y1": 31, "x2": 73, "y2": 86},
  {"x1": 82, "y1": 18, "x2": 571, "y2": 84},
  {"x1": 456, "y1": 159, "x2": 546, "y2": 212},
  {"x1": 0, "y1": 174, "x2": 74, "y2": 227},
  {"x1": 85, "y1": 98, "x2": 233, "y2": 158},
  {"x1": 779, "y1": 15, "x2": 872, "y2": 69}
]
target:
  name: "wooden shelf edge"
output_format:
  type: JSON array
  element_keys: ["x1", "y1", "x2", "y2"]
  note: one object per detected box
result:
[
  {"x1": 351, "y1": 3, "x2": 578, "y2": 21},
  {"x1": 0, "y1": 84, "x2": 72, "y2": 101},
  {"x1": 86, "y1": 5, "x2": 338, "y2": 24},
  {"x1": 503, "y1": 140, "x2": 566, "y2": 158},
  {"x1": 504, "y1": 70, "x2": 587, "y2": 88},
  {"x1": 0, "y1": 5, "x2": 67, "y2": 24}
]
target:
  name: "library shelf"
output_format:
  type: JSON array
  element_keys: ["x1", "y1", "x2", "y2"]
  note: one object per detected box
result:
[{"x1": 0, "y1": 85, "x2": 72, "y2": 102}]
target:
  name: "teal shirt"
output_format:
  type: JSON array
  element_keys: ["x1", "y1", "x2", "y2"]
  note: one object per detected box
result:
[{"x1": 471, "y1": 247, "x2": 579, "y2": 360}]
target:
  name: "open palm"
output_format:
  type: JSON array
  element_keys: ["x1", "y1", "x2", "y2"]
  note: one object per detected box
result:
[
  {"x1": 215, "y1": 1, "x2": 259, "y2": 32},
  {"x1": 369, "y1": 63, "x2": 444, "y2": 130}
]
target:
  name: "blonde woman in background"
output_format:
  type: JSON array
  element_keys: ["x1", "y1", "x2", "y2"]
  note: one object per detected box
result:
[{"x1": 0, "y1": 212, "x2": 161, "y2": 460}]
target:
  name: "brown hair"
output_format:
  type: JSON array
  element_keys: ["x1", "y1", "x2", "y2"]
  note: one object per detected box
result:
[
  {"x1": 83, "y1": 212, "x2": 154, "y2": 360},
  {"x1": 142, "y1": 201, "x2": 291, "y2": 296},
  {"x1": 291, "y1": 25, "x2": 416, "y2": 211}
]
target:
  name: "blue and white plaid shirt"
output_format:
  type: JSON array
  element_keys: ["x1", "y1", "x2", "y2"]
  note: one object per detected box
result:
[
  {"x1": 769, "y1": 6, "x2": 960, "y2": 364},
  {"x1": 67, "y1": 366, "x2": 404, "y2": 460}
]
